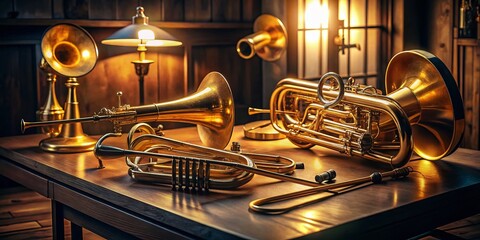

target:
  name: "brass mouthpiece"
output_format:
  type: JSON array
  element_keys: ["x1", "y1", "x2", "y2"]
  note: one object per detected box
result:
[{"x1": 248, "y1": 107, "x2": 270, "y2": 115}]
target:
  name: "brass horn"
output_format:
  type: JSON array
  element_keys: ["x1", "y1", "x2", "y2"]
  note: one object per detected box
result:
[
  {"x1": 236, "y1": 14, "x2": 287, "y2": 61},
  {"x1": 38, "y1": 23, "x2": 99, "y2": 152},
  {"x1": 22, "y1": 72, "x2": 235, "y2": 150},
  {"x1": 249, "y1": 50, "x2": 465, "y2": 167},
  {"x1": 36, "y1": 58, "x2": 64, "y2": 138},
  {"x1": 93, "y1": 123, "x2": 326, "y2": 191}
]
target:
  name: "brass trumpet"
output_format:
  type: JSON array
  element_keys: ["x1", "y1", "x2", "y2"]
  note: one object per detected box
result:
[
  {"x1": 22, "y1": 71, "x2": 235, "y2": 150},
  {"x1": 93, "y1": 123, "x2": 327, "y2": 190},
  {"x1": 250, "y1": 50, "x2": 465, "y2": 167}
]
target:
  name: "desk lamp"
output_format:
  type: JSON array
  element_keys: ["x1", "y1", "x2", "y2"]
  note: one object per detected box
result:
[{"x1": 102, "y1": 6, "x2": 182, "y2": 105}]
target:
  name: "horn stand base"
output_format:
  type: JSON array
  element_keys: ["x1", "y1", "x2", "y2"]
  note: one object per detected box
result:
[
  {"x1": 39, "y1": 134, "x2": 96, "y2": 153},
  {"x1": 243, "y1": 120, "x2": 286, "y2": 140}
]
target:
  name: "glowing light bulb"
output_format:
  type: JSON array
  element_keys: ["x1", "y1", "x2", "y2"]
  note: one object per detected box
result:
[{"x1": 138, "y1": 29, "x2": 155, "y2": 40}]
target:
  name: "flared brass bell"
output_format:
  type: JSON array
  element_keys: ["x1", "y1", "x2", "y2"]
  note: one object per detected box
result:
[
  {"x1": 385, "y1": 50, "x2": 465, "y2": 160},
  {"x1": 39, "y1": 23, "x2": 98, "y2": 153},
  {"x1": 236, "y1": 14, "x2": 287, "y2": 61}
]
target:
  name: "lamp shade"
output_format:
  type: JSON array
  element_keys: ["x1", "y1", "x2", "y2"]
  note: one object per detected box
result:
[
  {"x1": 102, "y1": 24, "x2": 182, "y2": 47},
  {"x1": 101, "y1": 6, "x2": 182, "y2": 47}
]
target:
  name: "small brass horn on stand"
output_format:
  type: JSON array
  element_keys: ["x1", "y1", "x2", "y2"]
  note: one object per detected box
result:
[
  {"x1": 36, "y1": 58, "x2": 64, "y2": 138},
  {"x1": 39, "y1": 23, "x2": 98, "y2": 153},
  {"x1": 236, "y1": 14, "x2": 287, "y2": 62}
]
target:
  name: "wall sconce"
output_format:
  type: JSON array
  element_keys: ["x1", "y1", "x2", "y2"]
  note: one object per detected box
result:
[
  {"x1": 334, "y1": 19, "x2": 361, "y2": 55},
  {"x1": 102, "y1": 6, "x2": 182, "y2": 105}
]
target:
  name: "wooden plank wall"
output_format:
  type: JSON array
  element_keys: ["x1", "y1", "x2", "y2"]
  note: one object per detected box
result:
[
  {"x1": 0, "y1": 0, "x2": 263, "y2": 137},
  {"x1": 454, "y1": 40, "x2": 480, "y2": 150},
  {"x1": 452, "y1": 0, "x2": 480, "y2": 150}
]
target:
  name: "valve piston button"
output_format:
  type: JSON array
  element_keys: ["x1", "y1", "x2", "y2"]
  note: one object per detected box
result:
[{"x1": 358, "y1": 133, "x2": 373, "y2": 153}]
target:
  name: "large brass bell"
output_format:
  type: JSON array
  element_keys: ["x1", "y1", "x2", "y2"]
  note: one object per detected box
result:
[{"x1": 384, "y1": 50, "x2": 465, "y2": 160}]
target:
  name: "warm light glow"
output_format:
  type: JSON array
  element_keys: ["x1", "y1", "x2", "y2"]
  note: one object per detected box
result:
[
  {"x1": 45, "y1": 49, "x2": 53, "y2": 59},
  {"x1": 305, "y1": 30, "x2": 320, "y2": 77},
  {"x1": 305, "y1": 0, "x2": 329, "y2": 28},
  {"x1": 53, "y1": 61, "x2": 61, "y2": 69},
  {"x1": 138, "y1": 29, "x2": 155, "y2": 40},
  {"x1": 146, "y1": 40, "x2": 164, "y2": 47},
  {"x1": 339, "y1": 0, "x2": 361, "y2": 27},
  {"x1": 81, "y1": 50, "x2": 90, "y2": 59},
  {"x1": 339, "y1": 0, "x2": 347, "y2": 22}
]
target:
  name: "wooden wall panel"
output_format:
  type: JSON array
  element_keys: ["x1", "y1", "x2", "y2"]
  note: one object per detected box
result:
[
  {"x1": 192, "y1": 45, "x2": 262, "y2": 124},
  {"x1": 63, "y1": 0, "x2": 89, "y2": 19},
  {"x1": 452, "y1": 0, "x2": 480, "y2": 150},
  {"x1": 89, "y1": 0, "x2": 116, "y2": 20},
  {"x1": 242, "y1": 0, "x2": 262, "y2": 21},
  {"x1": 456, "y1": 45, "x2": 480, "y2": 149},
  {"x1": 15, "y1": 0, "x2": 52, "y2": 19},
  {"x1": 115, "y1": 0, "x2": 138, "y2": 20},
  {"x1": 0, "y1": 1, "x2": 12, "y2": 18},
  {"x1": 212, "y1": 0, "x2": 241, "y2": 22},
  {"x1": 0, "y1": 44, "x2": 38, "y2": 137},
  {"x1": 163, "y1": 0, "x2": 184, "y2": 21},
  {"x1": 184, "y1": 0, "x2": 211, "y2": 22}
]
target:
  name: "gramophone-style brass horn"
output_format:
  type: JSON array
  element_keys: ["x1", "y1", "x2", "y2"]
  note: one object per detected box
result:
[
  {"x1": 249, "y1": 50, "x2": 465, "y2": 167},
  {"x1": 236, "y1": 14, "x2": 287, "y2": 61},
  {"x1": 38, "y1": 23, "x2": 99, "y2": 152},
  {"x1": 22, "y1": 71, "x2": 235, "y2": 150}
]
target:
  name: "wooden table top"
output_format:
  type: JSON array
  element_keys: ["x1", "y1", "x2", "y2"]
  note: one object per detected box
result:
[{"x1": 0, "y1": 125, "x2": 479, "y2": 239}]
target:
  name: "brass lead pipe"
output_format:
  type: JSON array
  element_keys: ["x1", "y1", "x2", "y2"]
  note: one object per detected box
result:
[{"x1": 21, "y1": 114, "x2": 129, "y2": 133}]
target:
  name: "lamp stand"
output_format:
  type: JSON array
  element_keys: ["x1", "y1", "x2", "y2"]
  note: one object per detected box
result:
[
  {"x1": 132, "y1": 61, "x2": 153, "y2": 105},
  {"x1": 132, "y1": 43, "x2": 153, "y2": 105}
]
